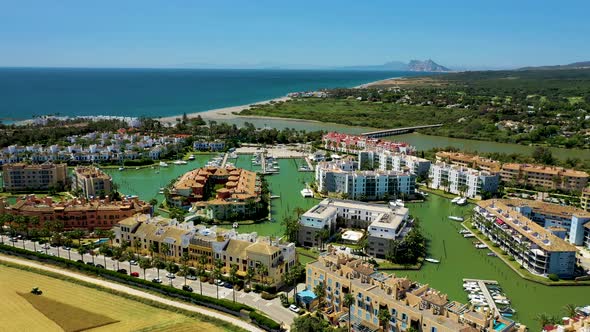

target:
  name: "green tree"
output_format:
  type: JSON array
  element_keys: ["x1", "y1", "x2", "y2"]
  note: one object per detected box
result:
[
  {"x1": 77, "y1": 246, "x2": 88, "y2": 263},
  {"x1": 313, "y1": 282, "x2": 326, "y2": 311},
  {"x1": 139, "y1": 257, "x2": 152, "y2": 281},
  {"x1": 229, "y1": 264, "x2": 238, "y2": 302},
  {"x1": 378, "y1": 308, "x2": 391, "y2": 331},
  {"x1": 343, "y1": 293, "x2": 355, "y2": 332}
]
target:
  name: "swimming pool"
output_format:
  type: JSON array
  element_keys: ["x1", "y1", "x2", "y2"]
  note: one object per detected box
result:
[{"x1": 494, "y1": 322, "x2": 507, "y2": 331}]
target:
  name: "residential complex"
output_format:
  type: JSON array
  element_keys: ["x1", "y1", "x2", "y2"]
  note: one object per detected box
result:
[
  {"x1": 167, "y1": 166, "x2": 262, "y2": 219},
  {"x1": 114, "y1": 214, "x2": 296, "y2": 286},
  {"x1": 72, "y1": 166, "x2": 113, "y2": 199},
  {"x1": 436, "y1": 151, "x2": 589, "y2": 192},
  {"x1": 302, "y1": 251, "x2": 519, "y2": 332},
  {"x1": 322, "y1": 132, "x2": 414, "y2": 155},
  {"x1": 0, "y1": 195, "x2": 151, "y2": 231},
  {"x1": 2, "y1": 163, "x2": 68, "y2": 192},
  {"x1": 316, "y1": 159, "x2": 416, "y2": 200},
  {"x1": 429, "y1": 162, "x2": 500, "y2": 199},
  {"x1": 479, "y1": 199, "x2": 590, "y2": 249},
  {"x1": 473, "y1": 200, "x2": 578, "y2": 278},
  {"x1": 582, "y1": 189, "x2": 590, "y2": 212},
  {"x1": 298, "y1": 198, "x2": 410, "y2": 259},
  {"x1": 359, "y1": 149, "x2": 431, "y2": 178},
  {"x1": 193, "y1": 140, "x2": 225, "y2": 151},
  {"x1": 0, "y1": 131, "x2": 188, "y2": 165}
]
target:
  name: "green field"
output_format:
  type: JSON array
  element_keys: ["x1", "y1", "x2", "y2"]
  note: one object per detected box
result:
[{"x1": 0, "y1": 264, "x2": 230, "y2": 332}]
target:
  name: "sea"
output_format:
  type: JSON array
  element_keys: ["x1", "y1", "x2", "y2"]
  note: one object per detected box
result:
[{"x1": 0, "y1": 68, "x2": 428, "y2": 123}]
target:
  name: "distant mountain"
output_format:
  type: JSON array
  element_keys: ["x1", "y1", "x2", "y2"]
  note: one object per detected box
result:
[
  {"x1": 407, "y1": 59, "x2": 451, "y2": 72},
  {"x1": 518, "y1": 61, "x2": 590, "y2": 71},
  {"x1": 341, "y1": 59, "x2": 451, "y2": 72}
]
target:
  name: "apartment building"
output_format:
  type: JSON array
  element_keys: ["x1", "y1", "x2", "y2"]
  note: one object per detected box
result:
[
  {"x1": 193, "y1": 140, "x2": 225, "y2": 151},
  {"x1": 322, "y1": 132, "x2": 414, "y2": 155},
  {"x1": 0, "y1": 195, "x2": 151, "y2": 231},
  {"x1": 473, "y1": 200, "x2": 577, "y2": 278},
  {"x1": 298, "y1": 199, "x2": 409, "y2": 259},
  {"x1": 316, "y1": 159, "x2": 416, "y2": 200},
  {"x1": 168, "y1": 166, "x2": 261, "y2": 219},
  {"x1": 2, "y1": 163, "x2": 68, "y2": 192},
  {"x1": 359, "y1": 149, "x2": 431, "y2": 178},
  {"x1": 435, "y1": 151, "x2": 588, "y2": 192},
  {"x1": 302, "y1": 251, "x2": 518, "y2": 332},
  {"x1": 581, "y1": 189, "x2": 590, "y2": 212},
  {"x1": 486, "y1": 199, "x2": 590, "y2": 249},
  {"x1": 429, "y1": 163, "x2": 499, "y2": 199},
  {"x1": 72, "y1": 166, "x2": 113, "y2": 199},
  {"x1": 115, "y1": 215, "x2": 296, "y2": 286}
]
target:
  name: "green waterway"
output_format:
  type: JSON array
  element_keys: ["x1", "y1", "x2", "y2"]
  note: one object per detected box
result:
[{"x1": 106, "y1": 155, "x2": 589, "y2": 330}]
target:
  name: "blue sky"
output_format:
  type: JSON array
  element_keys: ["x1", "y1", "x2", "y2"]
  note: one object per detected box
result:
[{"x1": 0, "y1": 0, "x2": 588, "y2": 68}]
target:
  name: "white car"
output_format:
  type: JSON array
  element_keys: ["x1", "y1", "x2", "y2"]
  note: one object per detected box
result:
[
  {"x1": 215, "y1": 279, "x2": 224, "y2": 286},
  {"x1": 289, "y1": 304, "x2": 301, "y2": 313},
  {"x1": 166, "y1": 273, "x2": 176, "y2": 279},
  {"x1": 129, "y1": 260, "x2": 138, "y2": 266}
]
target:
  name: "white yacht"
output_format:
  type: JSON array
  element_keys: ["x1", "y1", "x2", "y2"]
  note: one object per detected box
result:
[{"x1": 159, "y1": 161, "x2": 169, "y2": 167}]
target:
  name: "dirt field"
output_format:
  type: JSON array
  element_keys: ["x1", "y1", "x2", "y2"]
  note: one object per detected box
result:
[{"x1": 0, "y1": 264, "x2": 226, "y2": 332}]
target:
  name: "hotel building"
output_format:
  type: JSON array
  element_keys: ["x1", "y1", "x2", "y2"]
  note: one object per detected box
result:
[
  {"x1": 72, "y1": 166, "x2": 113, "y2": 199},
  {"x1": 316, "y1": 159, "x2": 416, "y2": 200},
  {"x1": 429, "y1": 163, "x2": 499, "y2": 199},
  {"x1": 473, "y1": 200, "x2": 578, "y2": 278},
  {"x1": 322, "y1": 132, "x2": 414, "y2": 155},
  {"x1": 115, "y1": 214, "x2": 296, "y2": 286},
  {"x1": 0, "y1": 195, "x2": 151, "y2": 231},
  {"x1": 2, "y1": 163, "x2": 68, "y2": 192},
  {"x1": 303, "y1": 251, "x2": 519, "y2": 332},
  {"x1": 168, "y1": 166, "x2": 262, "y2": 219},
  {"x1": 298, "y1": 199, "x2": 409, "y2": 259},
  {"x1": 580, "y1": 189, "x2": 590, "y2": 212}
]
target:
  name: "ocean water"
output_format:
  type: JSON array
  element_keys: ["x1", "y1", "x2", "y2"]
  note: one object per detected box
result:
[{"x1": 0, "y1": 68, "x2": 427, "y2": 122}]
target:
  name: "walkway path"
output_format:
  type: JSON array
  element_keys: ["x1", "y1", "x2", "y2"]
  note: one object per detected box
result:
[
  {"x1": 0, "y1": 254, "x2": 264, "y2": 332},
  {"x1": 220, "y1": 152, "x2": 229, "y2": 167}
]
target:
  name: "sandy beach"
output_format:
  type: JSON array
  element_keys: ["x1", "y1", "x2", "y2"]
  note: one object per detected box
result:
[{"x1": 159, "y1": 96, "x2": 292, "y2": 124}]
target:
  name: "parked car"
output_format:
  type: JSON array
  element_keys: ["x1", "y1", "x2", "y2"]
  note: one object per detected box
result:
[
  {"x1": 186, "y1": 274, "x2": 197, "y2": 281},
  {"x1": 339, "y1": 246, "x2": 346, "y2": 250},
  {"x1": 129, "y1": 260, "x2": 138, "y2": 266},
  {"x1": 117, "y1": 269, "x2": 127, "y2": 274},
  {"x1": 289, "y1": 304, "x2": 301, "y2": 313},
  {"x1": 182, "y1": 285, "x2": 193, "y2": 292},
  {"x1": 223, "y1": 282, "x2": 233, "y2": 289},
  {"x1": 86, "y1": 262, "x2": 95, "y2": 266},
  {"x1": 166, "y1": 273, "x2": 176, "y2": 279},
  {"x1": 215, "y1": 279, "x2": 224, "y2": 286},
  {"x1": 76, "y1": 260, "x2": 84, "y2": 264},
  {"x1": 152, "y1": 278, "x2": 162, "y2": 284},
  {"x1": 63, "y1": 246, "x2": 71, "y2": 251},
  {"x1": 130, "y1": 272, "x2": 140, "y2": 277},
  {"x1": 36, "y1": 249, "x2": 44, "y2": 253},
  {"x1": 96, "y1": 264, "x2": 105, "y2": 269}
]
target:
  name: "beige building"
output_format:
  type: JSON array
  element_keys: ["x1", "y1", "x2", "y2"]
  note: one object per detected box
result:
[
  {"x1": 72, "y1": 166, "x2": 113, "y2": 199},
  {"x1": 581, "y1": 189, "x2": 590, "y2": 212},
  {"x1": 435, "y1": 151, "x2": 589, "y2": 192},
  {"x1": 2, "y1": 163, "x2": 68, "y2": 192},
  {"x1": 114, "y1": 214, "x2": 296, "y2": 286},
  {"x1": 304, "y1": 251, "x2": 520, "y2": 332}
]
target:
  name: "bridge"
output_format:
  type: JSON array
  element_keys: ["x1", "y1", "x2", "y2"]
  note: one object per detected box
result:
[{"x1": 361, "y1": 124, "x2": 443, "y2": 138}]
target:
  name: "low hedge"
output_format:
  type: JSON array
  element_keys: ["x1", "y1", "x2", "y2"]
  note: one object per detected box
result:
[
  {"x1": 249, "y1": 311, "x2": 281, "y2": 331},
  {"x1": 0, "y1": 243, "x2": 281, "y2": 331}
]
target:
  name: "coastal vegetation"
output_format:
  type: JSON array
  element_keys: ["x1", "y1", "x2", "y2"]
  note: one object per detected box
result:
[{"x1": 239, "y1": 68, "x2": 590, "y2": 149}]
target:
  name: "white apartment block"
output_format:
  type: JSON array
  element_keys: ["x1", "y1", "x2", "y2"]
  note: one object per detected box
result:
[
  {"x1": 429, "y1": 162, "x2": 499, "y2": 199},
  {"x1": 358, "y1": 149, "x2": 431, "y2": 177}
]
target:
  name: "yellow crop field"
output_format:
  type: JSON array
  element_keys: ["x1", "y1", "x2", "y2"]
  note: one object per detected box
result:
[{"x1": 0, "y1": 264, "x2": 228, "y2": 332}]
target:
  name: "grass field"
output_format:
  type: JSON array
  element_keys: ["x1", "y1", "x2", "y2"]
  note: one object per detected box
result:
[{"x1": 0, "y1": 264, "x2": 228, "y2": 332}]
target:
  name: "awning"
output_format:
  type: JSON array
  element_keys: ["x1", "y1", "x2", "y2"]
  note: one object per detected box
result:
[{"x1": 495, "y1": 218, "x2": 505, "y2": 225}]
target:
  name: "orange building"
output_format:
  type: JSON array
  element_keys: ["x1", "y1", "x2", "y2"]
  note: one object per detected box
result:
[{"x1": 0, "y1": 195, "x2": 151, "y2": 231}]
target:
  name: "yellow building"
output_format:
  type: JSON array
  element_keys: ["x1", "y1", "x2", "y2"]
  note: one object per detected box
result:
[
  {"x1": 2, "y1": 162, "x2": 68, "y2": 192},
  {"x1": 305, "y1": 251, "x2": 520, "y2": 332}
]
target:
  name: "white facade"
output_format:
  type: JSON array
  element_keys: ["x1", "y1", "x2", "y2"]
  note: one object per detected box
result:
[{"x1": 429, "y1": 162, "x2": 499, "y2": 198}]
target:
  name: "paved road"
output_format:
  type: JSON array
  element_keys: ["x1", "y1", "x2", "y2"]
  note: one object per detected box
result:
[
  {"x1": 0, "y1": 254, "x2": 263, "y2": 332},
  {"x1": 0, "y1": 235, "x2": 298, "y2": 327}
]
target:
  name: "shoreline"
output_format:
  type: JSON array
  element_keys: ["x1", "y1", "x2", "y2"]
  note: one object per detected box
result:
[{"x1": 159, "y1": 76, "x2": 401, "y2": 124}]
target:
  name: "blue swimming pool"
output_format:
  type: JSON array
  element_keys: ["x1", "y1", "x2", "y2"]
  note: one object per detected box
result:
[{"x1": 494, "y1": 322, "x2": 507, "y2": 331}]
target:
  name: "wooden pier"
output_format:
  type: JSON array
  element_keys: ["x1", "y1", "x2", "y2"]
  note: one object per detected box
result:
[
  {"x1": 361, "y1": 124, "x2": 443, "y2": 138},
  {"x1": 463, "y1": 278, "x2": 499, "y2": 315}
]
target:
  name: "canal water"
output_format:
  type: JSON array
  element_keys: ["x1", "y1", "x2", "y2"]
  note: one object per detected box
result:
[
  {"x1": 215, "y1": 116, "x2": 589, "y2": 161},
  {"x1": 107, "y1": 155, "x2": 589, "y2": 330}
]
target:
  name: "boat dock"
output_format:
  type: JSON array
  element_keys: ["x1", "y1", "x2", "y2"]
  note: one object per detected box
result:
[
  {"x1": 304, "y1": 157, "x2": 314, "y2": 171},
  {"x1": 463, "y1": 278, "x2": 499, "y2": 315},
  {"x1": 361, "y1": 124, "x2": 443, "y2": 138},
  {"x1": 220, "y1": 152, "x2": 229, "y2": 167}
]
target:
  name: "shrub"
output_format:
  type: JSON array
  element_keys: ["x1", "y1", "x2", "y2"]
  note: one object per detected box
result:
[
  {"x1": 548, "y1": 274, "x2": 560, "y2": 281},
  {"x1": 244, "y1": 287, "x2": 251, "y2": 293},
  {"x1": 249, "y1": 311, "x2": 280, "y2": 331},
  {"x1": 508, "y1": 257, "x2": 515, "y2": 261},
  {"x1": 261, "y1": 291, "x2": 277, "y2": 300}
]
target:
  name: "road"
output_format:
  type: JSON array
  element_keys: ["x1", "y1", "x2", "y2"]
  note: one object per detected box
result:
[
  {"x1": 0, "y1": 253, "x2": 263, "y2": 332},
  {"x1": 0, "y1": 235, "x2": 298, "y2": 328}
]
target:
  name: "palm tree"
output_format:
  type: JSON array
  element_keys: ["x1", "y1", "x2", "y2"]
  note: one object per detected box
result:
[
  {"x1": 149, "y1": 242, "x2": 158, "y2": 259},
  {"x1": 139, "y1": 257, "x2": 152, "y2": 280},
  {"x1": 197, "y1": 255, "x2": 207, "y2": 295},
  {"x1": 535, "y1": 313, "x2": 552, "y2": 328},
  {"x1": 246, "y1": 266, "x2": 255, "y2": 290},
  {"x1": 112, "y1": 246, "x2": 123, "y2": 270},
  {"x1": 257, "y1": 263, "x2": 268, "y2": 285},
  {"x1": 181, "y1": 262, "x2": 190, "y2": 286},
  {"x1": 161, "y1": 242, "x2": 171, "y2": 262},
  {"x1": 313, "y1": 282, "x2": 326, "y2": 311},
  {"x1": 77, "y1": 246, "x2": 88, "y2": 263},
  {"x1": 133, "y1": 239, "x2": 142, "y2": 258},
  {"x1": 153, "y1": 257, "x2": 165, "y2": 280},
  {"x1": 89, "y1": 249, "x2": 96, "y2": 265},
  {"x1": 229, "y1": 264, "x2": 239, "y2": 302},
  {"x1": 563, "y1": 303, "x2": 578, "y2": 318},
  {"x1": 98, "y1": 243, "x2": 109, "y2": 266},
  {"x1": 378, "y1": 308, "x2": 391, "y2": 331},
  {"x1": 212, "y1": 260, "x2": 223, "y2": 299},
  {"x1": 343, "y1": 293, "x2": 355, "y2": 332}
]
